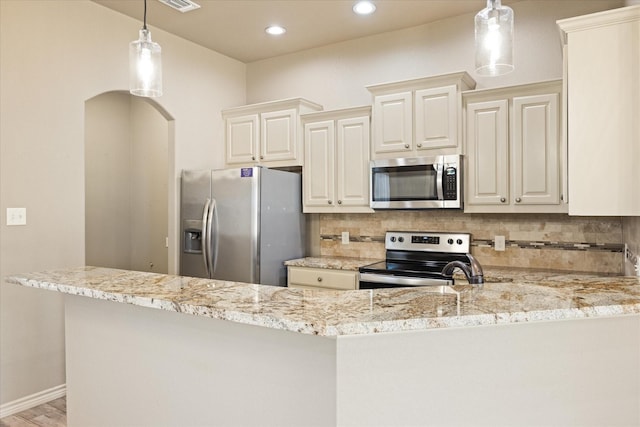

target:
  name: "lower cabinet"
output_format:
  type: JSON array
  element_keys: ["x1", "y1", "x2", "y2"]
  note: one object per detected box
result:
[
  {"x1": 463, "y1": 80, "x2": 566, "y2": 213},
  {"x1": 287, "y1": 266, "x2": 359, "y2": 291}
]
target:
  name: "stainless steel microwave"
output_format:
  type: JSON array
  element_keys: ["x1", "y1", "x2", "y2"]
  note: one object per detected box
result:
[{"x1": 370, "y1": 155, "x2": 462, "y2": 209}]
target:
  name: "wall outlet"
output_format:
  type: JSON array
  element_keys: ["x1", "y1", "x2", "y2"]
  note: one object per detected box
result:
[
  {"x1": 342, "y1": 231, "x2": 350, "y2": 245},
  {"x1": 494, "y1": 235, "x2": 506, "y2": 251},
  {"x1": 6, "y1": 207, "x2": 27, "y2": 226},
  {"x1": 624, "y1": 244, "x2": 640, "y2": 276}
]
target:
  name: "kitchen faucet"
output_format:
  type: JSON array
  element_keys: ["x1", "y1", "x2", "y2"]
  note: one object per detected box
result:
[{"x1": 442, "y1": 254, "x2": 484, "y2": 286}]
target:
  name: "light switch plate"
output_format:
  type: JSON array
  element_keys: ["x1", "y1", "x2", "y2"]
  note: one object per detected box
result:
[
  {"x1": 7, "y1": 208, "x2": 27, "y2": 226},
  {"x1": 494, "y1": 235, "x2": 506, "y2": 251}
]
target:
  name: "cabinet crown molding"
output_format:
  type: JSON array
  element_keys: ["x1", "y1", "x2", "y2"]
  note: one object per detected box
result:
[
  {"x1": 557, "y1": 5, "x2": 640, "y2": 41},
  {"x1": 301, "y1": 105, "x2": 371, "y2": 122},
  {"x1": 222, "y1": 97, "x2": 323, "y2": 117},
  {"x1": 462, "y1": 80, "x2": 562, "y2": 102},
  {"x1": 366, "y1": 71, "x2": 476, "y2": 96}
]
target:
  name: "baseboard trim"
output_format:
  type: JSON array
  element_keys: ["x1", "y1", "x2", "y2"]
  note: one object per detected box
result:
[{"x1": 0, "y1": 384, "x2": 66, "y2": 418}]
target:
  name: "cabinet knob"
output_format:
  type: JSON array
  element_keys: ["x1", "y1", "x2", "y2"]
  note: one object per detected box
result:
[
  {"x1": 337, "y1": 200, "x2": 342, "y2": 205},
  {"x1": 404, "y1": 144, "x2": 410, "y2": 149},
  {"x1": 317, "y1": 277, "x2": 323, "y2": 282},
  {"x1": 500, "y1": 197, "x2": 506, "y2": 203},
  {"x1": 515, "y1": 197, "x2": 522, "y2": 203},
  {"x1": 417, "y1": 143, "x2": 422, "y2": 148},
  {"x1": 251, "y1": 156, "x2": 256, "y2": 161},
  {"x1": 260, "y1": 155, "x2": 264, "y2": 160},
  {"x1": 328, "y1": 200, "x2": 333, "y2": 205}
]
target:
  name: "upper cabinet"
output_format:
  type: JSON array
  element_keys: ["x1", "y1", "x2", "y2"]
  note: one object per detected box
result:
[
  {"x1": 463, "y1": 81, "x2": 565, "y2": 214},
  {"x1": 301, "y1": 106, "x2": 373, "y2": 213},
  {"x1": 367, "y1": 72, "x2": 476, "y2": 159},
  {"x1": 222, "y1": 98, "x2": 323, "y2": 168},
  {"x1": 558, "y1": 5, "x2": 640, "y2": 216}
]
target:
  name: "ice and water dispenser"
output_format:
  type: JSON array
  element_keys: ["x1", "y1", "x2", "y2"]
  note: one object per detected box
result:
[{"x1": 183, "y1": 220, "x2": 203, "y2": 254}]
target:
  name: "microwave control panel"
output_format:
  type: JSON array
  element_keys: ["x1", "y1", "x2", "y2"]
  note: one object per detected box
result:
[{"x1": 443, "y1": 166, "x2": 457, "y2": 200}]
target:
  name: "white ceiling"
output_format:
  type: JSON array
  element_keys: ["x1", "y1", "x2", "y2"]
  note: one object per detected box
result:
[{"x1": 94, "y1": 0, "x2": 518, "y2": 63}]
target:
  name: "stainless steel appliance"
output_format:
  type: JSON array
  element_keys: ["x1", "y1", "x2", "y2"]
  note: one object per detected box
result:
[
  {"x1": 180, "y1": 167, "x2": 306, "y2": 286},
  {"x1": 370, "y1": 154, "x2": 462, "y2": 209},
  {"x1": 359, "y1": 231, "x2": 483, "y2": 289}
]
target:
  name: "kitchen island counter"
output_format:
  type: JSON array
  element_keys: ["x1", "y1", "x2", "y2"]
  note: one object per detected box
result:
[
  {"x1": 7, "y1": 266, "x2": 639, "y2": 426},
  {"x1": 7, "y1": 265, "x2": 640, "y2": 336}
]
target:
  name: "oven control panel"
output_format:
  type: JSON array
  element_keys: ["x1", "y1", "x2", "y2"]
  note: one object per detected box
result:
[{"x1": 386, "y1": 231, "x2": 470, "y2": 254}]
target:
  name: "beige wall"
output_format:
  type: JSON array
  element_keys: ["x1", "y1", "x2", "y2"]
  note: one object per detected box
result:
[
  {"x1": 85, "y1": 93, "x2": 170, "y2": 273},
  {"x1": 246, "y1": 0, "x2": 624, "y2": 108},
  {"x1": 0, "y1": 0, "x2": 245, "y2": 407},
  {"x1": 85, "y1": 93, "x2": 134, "y2": 270}
]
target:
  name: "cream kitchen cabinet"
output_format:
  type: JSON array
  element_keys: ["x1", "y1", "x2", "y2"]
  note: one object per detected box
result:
[
  {"x1": 287, "y1": 266, "x2": 359, "y2": 290},
  {"x1": 302, "y1": 106, "x2": 373, "y2": 213},
  {"x1": 222, "y1": 98, "x2": 322, "y2": 168},
  {"x1": 463, "y1": 80, "x2": 565, "y2": 213},
  {"x1": 558, "y1": 5, "x2": 640, "y2": 216},
  {"x1": 367, "y1": 72, "x2": 476, "y2": 159}
]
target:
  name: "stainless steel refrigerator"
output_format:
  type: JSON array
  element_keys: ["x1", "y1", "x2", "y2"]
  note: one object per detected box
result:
[{"x1": 180, "y1": 167, "x2": 306, "y2": 286}]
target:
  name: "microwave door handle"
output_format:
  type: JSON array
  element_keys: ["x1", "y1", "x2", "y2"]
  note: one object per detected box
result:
[{"x1": 436, "y1": 163, "x2": 444, "y2": 200}]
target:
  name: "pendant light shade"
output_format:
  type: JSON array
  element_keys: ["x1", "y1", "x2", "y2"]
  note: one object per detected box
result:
[
  {"x1": 129, "y1": 0, "x2": 162, "y2": 97},
  {"x1": 475, "y1": 0, "x2": 514, "y2": 76}
]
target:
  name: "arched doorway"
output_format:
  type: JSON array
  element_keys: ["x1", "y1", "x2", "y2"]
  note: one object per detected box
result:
[{"x1": 84, "y1": 91, "x2": 171, "y2": 273}]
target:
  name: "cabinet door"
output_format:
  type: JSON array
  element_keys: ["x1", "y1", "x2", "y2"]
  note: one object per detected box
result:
[
  {"x1": 561, "y1": 9, "x2": 640, "y2": 215},
  {"x1": 466, "y1": 100, "x2": 509, "y2": 206},
  {"x1": 372, "y1": 92, "x2": 413, "y2": 156},
  {"x1": 336, "y1": 116, "x2": 371, "y2": 208},
  {"x1": 415, "y1": 85, "x2": 457, "y2": 151},
  {"x1": 303, "y1": 120, "x2": 335, "y2": 209},
  {"x1": 226, "y1": 114, "x2": 258, "y2": 164},
  {"x1": 512, "y1": 94, "x2": 560, "y2": 205},
  {"x1": 261, "y1": 109, "x2": 297, "y2": 162}
]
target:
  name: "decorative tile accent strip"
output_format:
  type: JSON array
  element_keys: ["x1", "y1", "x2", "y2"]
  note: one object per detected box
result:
[
  {"x1": 322, "y1": 235, "x2": 624, "y2": 254},
  {"x1": 472, "y1": 239, "x2": 624, "y2": 253},
  {"x1": 320, "y1": 234, "x2": 385, "y2": 243}
]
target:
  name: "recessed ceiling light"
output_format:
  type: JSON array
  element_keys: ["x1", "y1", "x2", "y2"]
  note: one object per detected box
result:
[
  {"x1": 353, "y1": 1, "x2": 376, "y2": 15},
  {"x1": 265, "y1": 25, "x2": 286, "y2": 36}
]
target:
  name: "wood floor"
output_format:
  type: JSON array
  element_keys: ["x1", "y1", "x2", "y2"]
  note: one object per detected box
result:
[{"x1": 0, "y1": 398, "x2": 66, "y2": 427}]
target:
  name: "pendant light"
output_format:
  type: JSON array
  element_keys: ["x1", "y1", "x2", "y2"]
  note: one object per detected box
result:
[
  {"x1": 129, "y1": 0, "x2": 162, "y2": 97},
  {"x1": 474, "y1": 0, "x2": 514, "y2": 76}
]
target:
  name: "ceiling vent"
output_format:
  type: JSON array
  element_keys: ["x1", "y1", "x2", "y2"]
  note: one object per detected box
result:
[{"x1": 157, "y1": 0, "x2": 201, "y2": 13}]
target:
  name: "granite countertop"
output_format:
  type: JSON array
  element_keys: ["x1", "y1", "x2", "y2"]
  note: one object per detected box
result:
[
  {"x1": 7, "y1": 264, "x2": 640, "y2": 336},
  {"x1": 284, "y1": 256, "x2": 379, "y2": 270}
]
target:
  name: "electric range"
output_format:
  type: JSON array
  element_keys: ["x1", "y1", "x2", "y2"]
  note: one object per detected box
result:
[{"x1": 358, "y1": 231, "x2": 484, "y2": 289}]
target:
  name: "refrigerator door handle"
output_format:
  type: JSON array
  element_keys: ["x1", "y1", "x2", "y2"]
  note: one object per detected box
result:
[
  {"x1": 201, "y1": 198, "x2": 212, "y2": 278},
  {"x1": 209, "y1": 198, "x2": 218, "y2": 276}
]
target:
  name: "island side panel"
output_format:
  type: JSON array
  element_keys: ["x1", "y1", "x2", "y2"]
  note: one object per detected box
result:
[
  {"x1": 64, "y1": 295, "x2": 337, "y2": 427},
  {"x1": 336, "y1": 316, "x2": 640, "y2": 427}
]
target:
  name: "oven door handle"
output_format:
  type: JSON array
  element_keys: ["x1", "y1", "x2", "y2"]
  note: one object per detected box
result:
[{"x1": 359, "y1": 273, "x2": 453, "y2": 287}]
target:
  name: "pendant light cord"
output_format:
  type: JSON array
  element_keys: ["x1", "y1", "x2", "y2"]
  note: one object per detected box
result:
[{"x1": 143, "y1": 0, "x2": 147, "y2": 30}]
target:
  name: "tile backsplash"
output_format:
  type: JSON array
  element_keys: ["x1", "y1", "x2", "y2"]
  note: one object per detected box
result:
[{"x1": 318, "y1": 211, "x2": 627, "y2": 274}]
